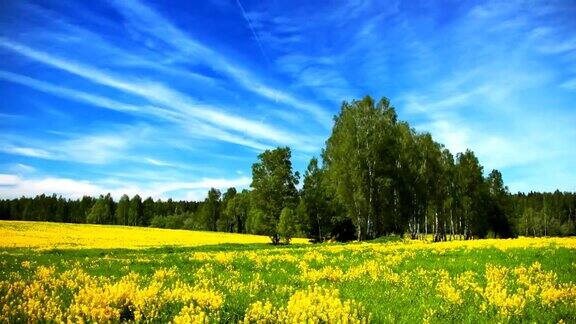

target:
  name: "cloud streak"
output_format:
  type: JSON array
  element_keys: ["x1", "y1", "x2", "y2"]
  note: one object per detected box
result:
[
  {"x1": 0, "y1": 173, "x2": 251, "y2": 200},
  {"x1": 0, "y1": 40, "x2": 320, "y2": 152},
  {"x1": 0, "y1": 145, "x2": 53, "y2": 159},
  {"x1": 109, "y1": 0, "x2": 332, "y2": 126},
  {"x1": 235, "y1": 0, "x2": 271, "y2": 66}
]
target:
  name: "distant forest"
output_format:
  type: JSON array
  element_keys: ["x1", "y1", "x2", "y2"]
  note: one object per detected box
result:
[{"x1": 1, "y1": 96, "x2": 574, "y2": 242}]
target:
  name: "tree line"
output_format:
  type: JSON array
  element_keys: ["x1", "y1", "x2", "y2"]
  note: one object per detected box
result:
[{"x1": 1, "y1": 96, "x2": 574, "y2": 243}]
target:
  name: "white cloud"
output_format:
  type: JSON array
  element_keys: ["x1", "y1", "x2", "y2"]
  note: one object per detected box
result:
[
  {"x1": 416, "y1": 119, "x2": 470, "y2": 155},
  {"x1": 0, "y1": 174, "x2": 101, "y2": 198},
  {"x1": 144, "y1": 158, "x2": 174, "y2": 167},
  {"x1": 405, "y1": 57, "x2": 574, "y2": 181},
  {"x1": 537, "y1": 37, "x2": 576, "y2": 55},
  {"x1": 0, "y1": 174, "x2": 251, "y2": 200},
  {"x1": 154, "y1": 177, "x2": 251, "y2": 193},
  {"x1": 0, "y1": 174, "x2": 20, "y2": 186},
  {"x1": 10, "y1": 163, "x2": 36, "y2": 174},
  {"x1": 61, "y1": 134, "x2": 130, "y2": 165},
  {"x1": 0, "y1": 128, "x2": 140, "y2": 165},
  {"x1": 182, "y1": 190, "x2": 211, "y2": 202},
  {"x1": 0, "y1": 41, "x2": 320, "y2": 152},
  {"x1": 561, "y1": 78, "x2": 576, "y2": 91},
  {"x1": 0, "y1": 112, "x2": 23, "y2": 120},
  {"x1": 0, "y1": 70, "x2": 143, "y2": 114},
  {"x1": 0, "y1": 145, "x2": 53, "y2": 159},
  {"x1": 235, "y1": 0, "x2": 270, "y2": 64},
  {"x1": 0, "y1": 71, "x2": 276, "y2": 152}
]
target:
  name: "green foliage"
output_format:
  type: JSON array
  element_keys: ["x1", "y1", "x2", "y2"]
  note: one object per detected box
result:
[
  {"x1": 300, "y1": 157, "x2": 334, "y2": 242},
  {"x1": 222, "y1": 190, "x2": 250, "y2": 233},
  {"x1": 513, "y1": 190, "x2": 576, "y2": 237},
  {"x1": 486, "y1": 170, "x2": 513, "y2": 238},
  {"x1": 115, "y1": 194, "x2": 130, "y2": 225},
  {"x1": 86, "y1": 194, "x2": 114, "y2": 224},
  {"x1": 142, "y1": 197, "x2": 155, "y2": 226},
  {"x1": 250, "y1": 147, "x2": 299, "y2": 244},
  {"x1": 86, "y1": 198, "x2": 105, "y2": 224},
  {"x1": 277, "y1": 207, "x2": 297, "y2": 244},
  {"x1": 128, "y1": 195, "x2": 143, "y2": 226},
  {"x1": 198, "y1": 188, "x2": 221, "y2": 231},
  {"x1": 217, "y1": 187, "x2": 237, "y2": 232},
  {"x1": 455, "y1": 150, "x2": 488, "y2": 238},
  {"x1": 149, "y1": 212, "x2": 194, "y2": 229},
  {"x1": 323, "y1": 96, "x2": 399, "y2": 240}
]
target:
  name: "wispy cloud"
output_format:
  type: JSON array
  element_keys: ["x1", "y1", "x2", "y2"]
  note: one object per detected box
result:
[
  {"x1": 235, "y1": 0, "x2": 271, "y2": 65},
  {"x1": 0, "y1": 174, "x2": 21, "y2": 186},
  {"x1": 61, "y1": 133, "x2": 131, "y2": 165},
  {"x1": 109, "y1": 0, "x2": 332, "y2": 126},
  {"x1": 0, "y1": 70, "x2": 268, "y2": 151},
  {"x1": 537, "y1": 37, "x2": 576, "y2": 55},
  {"x1": 144, "y1": 158, "x2": 175, "y2": 167},
  {"x1": 9, "y1": 163, "x2": 36, "y2": 174},
  {"x1": 0, "y1": 70, "x2": 143, "y2": 114},
  {"x1": 0, "y1": 145, "x2": 53, "y2": 159},
  {"x1": 0, "y1": 173, "x2": 251, "y2": 200},
  {"x1": 0, "y1": 127, "x2": 139, "y2": 165},
  {"x1": 561, "y1": 78, "x2": 576, "y2": 91},
  {"x1": 0, "y1": 41, "x2": 320, "y2": 152}
]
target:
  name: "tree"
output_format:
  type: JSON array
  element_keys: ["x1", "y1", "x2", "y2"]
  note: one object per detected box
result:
[
  {"x1": 251, "y1": 147, "x2": 299, "y2": 244},
  {"x1": 223, "y1": 190, "x2": 250, "y2": 233},
  {"x1": 72, "y1": 196, "x2": 94, "y2": 223},
  {"x1": 115, "y1": 194, "x2": 130, "y2": 225},
  {"x1": 246, "y1": 207, "x2": 267, "y2": 235},
  {"x1": 217, "y1": 187, "x2": 237, "y2": 232},
  {"x1": 439, "y1": 149, "x2": 456, "y2": 241},
  {"x1": 104, "y1": 194, "x2": 116, "y2": 224},
  {"x1": 395, "y1": 123, "x2": 420, "y2": 238},
  {"x1": 418, "y1": 134, "x2": 454, "y2": 242},
  {"x1": 455, "y1": 150, "x2": 487, "y2": 239},
  {"x1": 128, "y1": 195, "x2": 143, "y2": 226},
  {"x1": 323, "y1": 96, "x2": 399, "y2": 241},
  {"x1": 199, "y1": 188, "x2": 221, "y2": 231},
  {"x1": 277, "y1": 207, "x2": 297, "y2": 244},
  {"x1": 300, "y1": 157, "x2": 332, "y2": 242},
  {"x1": 486, "y1": 169, "x2": 513, "y2": 238},
  {"x1": 142, "y1": 197, "x2": 155, "y2": 226},
  {"x1": 86, "y1": 195, "x2": 113, "y2": 224}
]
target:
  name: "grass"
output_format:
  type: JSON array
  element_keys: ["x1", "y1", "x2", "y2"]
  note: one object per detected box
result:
[{"x1": 0, "y1": 221, "x2": 575, "y2": 323}]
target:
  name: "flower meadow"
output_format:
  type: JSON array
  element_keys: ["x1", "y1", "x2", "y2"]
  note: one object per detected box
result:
[
  {"x1": 0, "y1": 221, "x2": 309, "y2": 249},
  {"x1": 0, "y1": 221, "x2": 575, "y2": 323}
]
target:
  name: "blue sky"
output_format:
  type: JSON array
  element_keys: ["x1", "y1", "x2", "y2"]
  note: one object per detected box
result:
[{"x1": 0, "y1": 0, "x2": 575, "y2": 200}]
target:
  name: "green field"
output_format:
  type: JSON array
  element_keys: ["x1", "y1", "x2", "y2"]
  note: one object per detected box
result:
[{"x1": 1, "y1": 222, "x2": 575, "y2": 323}]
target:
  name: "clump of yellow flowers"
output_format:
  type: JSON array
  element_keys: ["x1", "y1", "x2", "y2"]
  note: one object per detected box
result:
[
  {"x1": 243, "y1": 287, "x2": 370, "y2": 323},
  {"x1": 1, "y1": 266, "x2": 224, "y2": 323}
]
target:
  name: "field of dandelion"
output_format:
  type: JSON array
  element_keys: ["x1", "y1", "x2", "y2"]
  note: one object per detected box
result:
[{"x1": 1, "y1": 221, "x2": 575, "y2": 323}]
